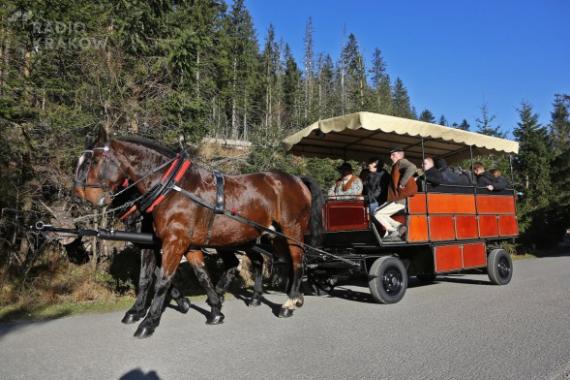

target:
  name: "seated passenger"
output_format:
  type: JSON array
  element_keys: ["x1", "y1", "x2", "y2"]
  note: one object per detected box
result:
[
  {"x1": 328, "y1": 162, "x2": 363, "y2": 199},
  {"x1": 490, "y1": 169, "x2": 510, "y2": 191},
  {"x1": 374, "y1": 147, "x2": 417, "y2": 241},
  {"x1": 473, "y1": 162, "x2": 497, "y2": 191},
  {"x1": 419, "y1": 157, "x2": 444, "y2": 186},
  {"x1": 363, "y1": 157, "x2": 390, "y2": 215},
  {"x1": 436, "y1": 158, "x2": 472, "y2": 185}
]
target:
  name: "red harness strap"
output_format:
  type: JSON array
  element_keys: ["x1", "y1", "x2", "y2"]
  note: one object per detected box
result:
[
  {"x1": 145, "y1": 158, "x2": 192, "y2": 213},
  {"x1": 119, "y1": 156, "x2": 192, "y2": 219}
]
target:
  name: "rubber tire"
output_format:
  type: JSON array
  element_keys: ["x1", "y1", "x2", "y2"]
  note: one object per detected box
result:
[
  {"x1": 416, "y1": 273, "x2": 437, "y2": 283},
  {"x1": 487, "y1": 248, "x2": 513, "y2": 285},
  {"x1": 369, "y1": 256, "x2": 408, "y2": 304}
]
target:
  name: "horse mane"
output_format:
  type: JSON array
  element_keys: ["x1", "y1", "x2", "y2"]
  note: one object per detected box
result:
[{"x1": 117, "y1": 136, "x2": 177, "y2": 158}]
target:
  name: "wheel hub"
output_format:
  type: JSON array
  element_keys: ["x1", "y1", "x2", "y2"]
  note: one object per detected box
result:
[{"x1": 383, "y1": 267, "x2": 402, "y2": 294}]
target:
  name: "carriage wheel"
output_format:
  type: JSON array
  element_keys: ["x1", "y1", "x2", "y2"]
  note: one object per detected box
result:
[
  {"x1": 487, "y1": 248, "x2": 513, "y2": 285},
  {"x1": 368, "y1": 256, "x2": 408, "y2": 304}
]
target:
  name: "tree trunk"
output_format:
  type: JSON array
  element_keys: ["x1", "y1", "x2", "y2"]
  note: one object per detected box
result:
[{"x1": 231, "y1": 57, "x2": 238, "y2": 139}]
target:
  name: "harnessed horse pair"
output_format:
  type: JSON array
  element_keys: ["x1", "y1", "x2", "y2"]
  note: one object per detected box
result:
[{"x1": 74, "y1": 127, "x2": 323, "y2": 338}]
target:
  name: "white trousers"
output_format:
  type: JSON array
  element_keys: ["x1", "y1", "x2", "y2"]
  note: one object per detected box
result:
[{"x1": 374, "y1": 202, "x2": 405, "y2": 232}]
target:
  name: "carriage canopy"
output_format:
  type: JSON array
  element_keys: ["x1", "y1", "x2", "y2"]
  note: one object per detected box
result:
[{"x1": 282, "y1": 112, "x2": 519, "y2": 163}]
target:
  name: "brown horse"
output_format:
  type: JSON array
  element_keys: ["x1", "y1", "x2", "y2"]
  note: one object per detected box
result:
[{"x1": 74, "y1": 128, "x2": 323, "y2": 338}]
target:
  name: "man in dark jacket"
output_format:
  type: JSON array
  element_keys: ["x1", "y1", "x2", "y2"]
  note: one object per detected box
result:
[
  {"x1": 363, "y1": 157, "x2": 389, "y2": 215},
  {"x1": 473, "y1": 162, "x2": 497, "y2": 190},
  {"x1": 490, "y1": 169, "x2": 510, "y2": 191},
  {"x1": 420, "y1": 157, "x2": 444, "y2": 186}
]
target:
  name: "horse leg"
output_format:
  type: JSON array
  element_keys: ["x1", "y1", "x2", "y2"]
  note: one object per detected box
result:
[
  {"x1": 214, "y1": 250, "x2": 240, "y2": 304},
  {"x1": 122, "y1": 248, "x2": 156, "y2": 324},
  {"x1": 248, "y1": 250, "x2": 264, "y2": 307},
  {"x1": 133, "y1": 244, "x2": 184, "y2": 339},
  {"x1": 274, "y1": 228, "x2": 305, "y2": 318},
  {"x1": 186, "y1": 250, "x2": 225, "y2": 325}
]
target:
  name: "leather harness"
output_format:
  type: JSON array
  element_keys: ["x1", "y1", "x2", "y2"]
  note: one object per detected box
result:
[{"x1": 119, "y1": 153, "x2": 226, "y2": 229}]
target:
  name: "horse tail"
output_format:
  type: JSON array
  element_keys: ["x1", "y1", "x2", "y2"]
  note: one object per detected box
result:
[{"x1": 300, "y1": 176, "x2": 324, "y2": 248}]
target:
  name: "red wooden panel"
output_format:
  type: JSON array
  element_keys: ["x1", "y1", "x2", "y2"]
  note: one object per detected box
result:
[
  {"x1": 325, "y1": 200, "x2": 369, "y2": 232},
  {"x1": 407, "y1": 215, "x2": 428, "y2": 242},
  {"x1": 498, "y1": 215, "x2": 519, "y2": 236},
  {"x1": 476, "y1": 195, "x2": 516, "y2": 214},
  {"x1": 407, "y1": 194, "x2": 426, "y2": 214},
  {"x1": 434, "y1": 245, "x2": 463, "y2": 272},
  {"x1": 462, "y1": 242, "x2": 487, "y2": 268},
  {"x1": 429, "y1": 216, "x2": 456, "y2": 241},
  {"x1": 478, "y1": 215, "x2": 498, "y2": 237},
  {"x1": 427, "y1": 193, "x2": 476, "y2": 214},
  {"x1": 455, "y1": 215, "x2": 479, "y2": 240}
]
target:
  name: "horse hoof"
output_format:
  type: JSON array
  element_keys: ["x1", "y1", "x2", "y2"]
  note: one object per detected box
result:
[
  {"x1": 206, "y1": 313, "x2": 225, "y2": 325},
  {"x1": 134, "y1": 324, "x2": 155, "y2": 339},
  {"x1": 295, "y1": 296, "x2": 304, "y2": 308},
  {"x1": 177, "y1": 298, "x2": 191, "y2": 314},
  {"x1": 278, "y1": 308, "x2": 294, "y2": 318},
  {"x1": 122, "y1": 312, "x2": 142, "y2": 324},
  {"x1": 249, "y1": 296, "x2": 262, "y2": 307}
]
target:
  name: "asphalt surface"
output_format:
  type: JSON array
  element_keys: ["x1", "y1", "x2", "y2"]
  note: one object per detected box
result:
[{"x1": 1, "y1": 253, "x2": 569, "y2": 380}]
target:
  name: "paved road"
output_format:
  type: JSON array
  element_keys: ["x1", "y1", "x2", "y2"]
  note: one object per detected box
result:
[{"x1": 1, "y1": 254, "x2": 569, "y2": 380}]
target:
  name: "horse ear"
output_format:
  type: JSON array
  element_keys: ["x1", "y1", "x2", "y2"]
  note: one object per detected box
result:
[{"x1": 98, "y1": 125, "x2": 110, "y2": 145}]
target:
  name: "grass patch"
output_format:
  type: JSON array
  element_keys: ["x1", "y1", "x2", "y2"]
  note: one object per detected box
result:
[{"x1": 0, "y1": 296, "x2": 136, "y2": 323}]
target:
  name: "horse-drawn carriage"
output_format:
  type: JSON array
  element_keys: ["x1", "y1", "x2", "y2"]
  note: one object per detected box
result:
[
  {"x1": 283, "y1": 112, "x2": 519, "y2": 304},
  {"x1": 39, "y1": 111, "x2": 518, "y2": 338}
]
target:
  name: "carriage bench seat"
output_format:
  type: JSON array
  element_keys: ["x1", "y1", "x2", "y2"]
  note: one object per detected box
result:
[{"x1": 324, "y1": 198, "x2": 369, "y2": 232}]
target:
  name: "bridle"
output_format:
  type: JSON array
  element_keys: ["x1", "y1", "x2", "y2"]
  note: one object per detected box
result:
[{"x1": 74, "y1": 146, "x2": 125, "y2": 192}]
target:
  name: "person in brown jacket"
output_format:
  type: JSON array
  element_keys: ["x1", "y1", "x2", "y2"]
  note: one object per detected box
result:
[{"x1": 374, "y1": 147, "x2": 418, "y2": 240}]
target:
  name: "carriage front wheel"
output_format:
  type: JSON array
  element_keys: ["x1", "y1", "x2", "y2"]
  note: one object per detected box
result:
[
  {"x1": 368, "y1": 256, "x2": 408, "y2": 304},
  {"x1": 487, "y1": 248, "x2": 513, "y2": 285}
]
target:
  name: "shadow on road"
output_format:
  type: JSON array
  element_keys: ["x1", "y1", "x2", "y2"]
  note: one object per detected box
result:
[
  {"x1": 119, "y1": 368, "x2": 160, "y2": 380},
  {"x1": 0, "y1": 311, "x2": 70, "y2": 341}
]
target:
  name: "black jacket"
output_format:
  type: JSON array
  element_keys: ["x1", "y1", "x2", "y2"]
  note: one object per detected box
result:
[
  {"x1": 424, "y1": 167, "x2": 444, "y2": 185},
  {"x1": 492, "y1": 175, "x2": 510, "y2": 191},
  {"x1": 476, "y1": 171, "x2": 496, "y2": 188},
  {"x1": 364, "y1": 170, "x2": 389, "y2": 205}
]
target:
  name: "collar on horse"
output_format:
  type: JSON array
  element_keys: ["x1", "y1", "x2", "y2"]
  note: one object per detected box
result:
[
  {"x1": 119, "y1": 152, "x2": 226, "y2": 220},
  {"x1": 120, "y1": 152, "x2": 192, "y2": 219}
]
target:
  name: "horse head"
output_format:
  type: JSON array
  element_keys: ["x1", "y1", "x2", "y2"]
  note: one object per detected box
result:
[{"x1": 73, "y1": 127, "x2": 127, "y2": 207}]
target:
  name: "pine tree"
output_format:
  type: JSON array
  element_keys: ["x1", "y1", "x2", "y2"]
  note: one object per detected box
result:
[
  {"x1": 369, "y1": 48, "x2": 392, "y2": 114},
  {"x1": 439, "y1": 115, "x2": 447, "y2": 126},
  {"x1": 549, "y1": 94, "x2": 570, "y2": 154},
  {"x1": 260, "y1": 24, "x2": 280, "y2": 138},
  {"x1": 316, "y1": 53, "x2": 336, "y2": 119},
  {"x1": 223, "y1": 0, "x2": 260, "y2": 140},
  {"x1": 303, "y1": 17, "x2": 315, "y2": 123},
  {"x1": 476, "y1": 104, "x2": 505, "y2": 137},
  {"x1": 548, "y1": 94, "x2": 570, "y2": 241},
  {"x1": 282, "y1": 44, "x2": 302, "y2": 129},
  {"x1": 391, "y1": 77, "x2": 413, "y2": 118},
  {"x1": 419, "y1": 109, "x2": 436, "y2": 123},
  {"x1": 340, "y1": 33, "x2": 366, "y2": 113}
]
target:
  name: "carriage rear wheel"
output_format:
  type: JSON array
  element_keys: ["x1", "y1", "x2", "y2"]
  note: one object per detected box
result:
[
  {"x1": 487, "y1": 248, "x2": 513, "y2": 285},
  {"x1": 368, "y1": 256, "x2": 408, "y2": 304}
]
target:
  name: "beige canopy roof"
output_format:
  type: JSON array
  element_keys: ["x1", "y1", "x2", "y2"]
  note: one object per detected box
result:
[{"x1": 282, "y1": 112, "x2": 519, "y2": 163}]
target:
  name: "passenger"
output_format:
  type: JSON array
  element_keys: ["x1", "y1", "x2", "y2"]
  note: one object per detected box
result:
[
  {"x1": 473, "y1": 162, "x2": 496, "y2": 191},
  {"x1": 328, "y1": 162, "x2": 363, "y2": 199},
  {"x1": 420, "y1": 157, "x2": 444, "y2": 186},
  {"x1": 374, "y1": 147, "x2": 417, "y2": 241},
  {"x1": 435, "y1": 158, "x2": 455, "y2": 184},
  {"x1": 363, "y1": 157, "x2": 390, "y2": 215},
  {"x1": 490, "y1": 169, "x2": 509, "y2": 191}
]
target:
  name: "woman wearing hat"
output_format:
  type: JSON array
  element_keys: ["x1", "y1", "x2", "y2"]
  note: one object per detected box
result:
[{"x1": 328, "y1": 162, "x2": 363, "y2": 199}]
